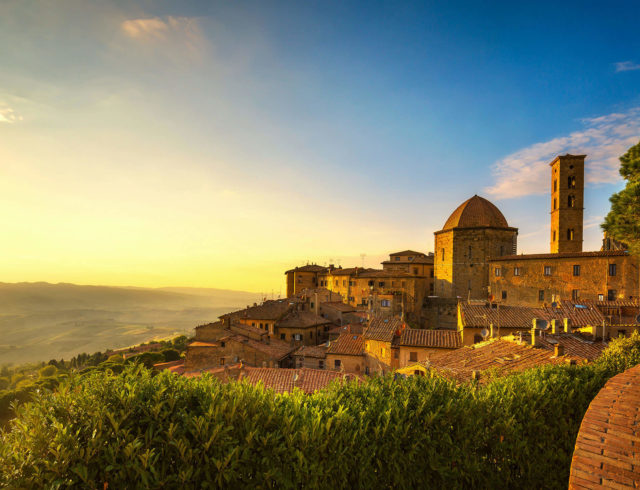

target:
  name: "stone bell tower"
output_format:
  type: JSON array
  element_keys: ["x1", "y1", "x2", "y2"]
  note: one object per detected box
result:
[{"x1": 550, "y1": 154, "x2": 585, "y2": 253}]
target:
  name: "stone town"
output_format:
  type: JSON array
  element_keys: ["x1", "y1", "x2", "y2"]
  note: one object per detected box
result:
[{"x1": 157, "y1": 153, "x2": 639, "y2": 393}]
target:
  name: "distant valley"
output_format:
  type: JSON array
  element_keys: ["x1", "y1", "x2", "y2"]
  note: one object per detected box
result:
[{"x1": 0, "y1": 282, "x2": 262, "y2": 364}]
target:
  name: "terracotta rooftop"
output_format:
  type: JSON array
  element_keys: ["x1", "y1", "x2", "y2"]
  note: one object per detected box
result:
[
  {"x1": 382, "y1": 256, "x2": 433, "y2": 265},
  {"x1": 427, "y1": 336, "x2": 604, "y2": 383},
  {"x1": 153, "y1": 359, "x2": 186, "y2": 375},
  {"x1": 293, "y1": 345, "x2": 328, "y2": 359},
  {"x1": 227, "y1": 335, "x2": 295, "y2": 361},
  {"x1": 277, "y1": 309, "x2": 331, "y2": 328},
  {"x1": 569, "y1": 364, "x2": 640, "y2": 488},
  {"x1": 321, "y1": 301, "x2": 355, "y2": 312},
  {"x1": 221, "y1": 299, "x2": 295, "y2": 321},
  {"x1": 389, "y1": 250, "x2": 426, "y2": 256},
  {"x1": 364, "y1": 316, "x2": 404, "y2": 342},
  {"x1": 284, "y1": 264, "x2": 328, "y2": 274},
  {"x1": 460, "y1": 302, "x2": 605, "y2": 330},
  {"x1": 327, "y1": 267, "x2": 375, "y2": 276},
  {"x1": 327, "y1": 323, "x2": 365, "y2": 336},
  {"x1": 357, "y1": 269, "x2": 415, "y2": 278},
  {"x1": 327, "y1": 333, "x2": 365, "y2": 356},
  {"x1": 241, "y1": 367, "x2": 358, "y2": 394},
  {"x1": 397, "y1": 329, "x2": 462, "y2": 349},
  {"x1": 441, "y1": 195, "x2": 512, "y2": 231},
  {"x1": 490, "y1": 250, "x2": 630, "y2": 261}
]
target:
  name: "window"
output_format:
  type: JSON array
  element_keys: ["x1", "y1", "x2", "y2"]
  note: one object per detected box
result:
[
  {"x1": 568, "y1": 175, "x2": 576, "y2": 189},
  {"x1": 260, "y1": 323, "x2": 264, "y2": 329},
  {"x1": 252, "y1": 322, "x2": 256, "y2": 327},
  {"x1": 608, "y1": 289, "x2": 617, "y2": 301},
  {"x1": 567, "y1": 228, "x2": 574, "y2": 240},
  {"x1": 319, "y1": 360, "x2": 324, "y2": 369},
  {"x1": 310, "y1": 332, "x2": 313, "y2": 339},
  {"x1": 294, "y1": 334, "x2": 302, "y2": 341},
  {"x1": 573, "y1": 265, "x2": 580, "y2": 276},
  {"x1": 538, "y1": 290, "x2": 545, "y2": 301},
  {"x1": 554, "y1": 179, "x2": 557, "y2": 192},
  {"x1": 553, "y1": 198, "x2": 557, "y2": 210},
  {"x1": 368, "y1": 280, "x2": 374, "y2": 286},
  {"x1": 609, "y1": 264, "x2": 617, "y2": 276},
  {"x1": 280, "y1": 334, "x2": 285, "y2": 340},
  {"x1": 378, "y1": 281, "x2": 385, "y2": 287},
  {"x1": 381, "y1": 299, "x2": 390, "y2": 307},
  {"x1": 598, "y1": 294, "x2": 604, "y2": 301},
  {"x1": 441, "y1": 248, "x2": 445, "y2": 261},
  {"x1": 413, "y1": 268, "x2": 419, "y2": 275},
  {"x1": 349, "y1": 281, "x2": 354, "y2": 286},
  {"x1": 501, "y1": 290, "x2": 507, "y2": 300},
  {"x1": 220, "y1": 358, "x2": 225, "y2": 365},
  {"x1": 544, "y1": 266, "x2": 552, "y2": 276},
  {"x1": 500, "y1": 245, "x2": 505, "y2": 256},
  {"x1": 381, "y1": 347, "x2": 386, "y2": 357},
  {"x1": 568, "y1": 195, "x2": 575, "y2": 208},
  {"x1": 409, "y1": 352, "x2": 418, "y2": 362},
  {"x1": 553, "y1": 230, "x2": 556, "y2": 241},
  {"x1": 334, "y1": 280, "x2": 338, "y2": 287},
  {"x1": 220, "y1": 341, "x2": 225, "y2": 348},
  {"x1": 468, "y1": 246, "x2": 472, "y2": 259},
  {"x1": 473, "y1": 334, "x2": 483, "y2": 344},
  {"x1": 514, "y1": 267, "x2": 521, "y2": 276},
  {"x1": 494, "y1": 267, "x2": 501, "y2": 277},
  {"x1": 430, "y1": 270, "x2": 434, "y2": 278},
  {"x1": 334, "y1": 359, "x2": 341, "y2": 368},
  {"x1": 394, "y1": 256, "x2": 400, "y2": 261},
  {"x1": 572, "y1": 289, "x2": 580, "y2": 301},
  {"x1": 342, "y1": 280, "x2": 346, "y2": 287},
  {"x1": 394, "y1": 350, "x2": 399, "y2": 359}
]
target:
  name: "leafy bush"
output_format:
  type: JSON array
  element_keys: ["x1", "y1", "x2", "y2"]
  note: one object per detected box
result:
[
  {"x1": 1, "y1": 335, "x2": 638, "y2": 489},
  {"x1": 125, "y1": 352, "x2": 165, "y2": 368},
  {"x1": 106, "y1": 354, "x2": 125, "y2": 364},
  {"x1": 161, "y1": 348, "x2": 181, "y2": 362},
  {"x1": 38, "y1": 365, "x2": 57, "y2": 378}
]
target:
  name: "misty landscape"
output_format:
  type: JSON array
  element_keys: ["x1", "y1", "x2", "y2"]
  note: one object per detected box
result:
[{"x1": 0, "y1": 282, "x2": 260, "y2": 364}]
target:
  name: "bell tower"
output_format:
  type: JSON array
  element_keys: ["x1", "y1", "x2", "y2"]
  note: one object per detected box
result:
[{"x1": 550, "y1": 154, "x2": 585, "y2": 253}]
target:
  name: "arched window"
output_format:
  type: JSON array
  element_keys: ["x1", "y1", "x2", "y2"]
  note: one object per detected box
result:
[
  {"x1": 568, "y1": 195, "x2": 575, "y2": 208},
  {"x1": 567, "y1": 228, "x2": 574, "y2": 240}
]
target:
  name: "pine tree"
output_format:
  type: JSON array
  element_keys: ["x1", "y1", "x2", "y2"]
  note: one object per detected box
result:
[{"x1": 602, "y1": 141, "x2": 640, "y2": 255}]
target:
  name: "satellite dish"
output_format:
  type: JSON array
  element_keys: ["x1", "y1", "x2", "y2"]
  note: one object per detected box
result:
[
  {"x1": 551, "y1": 302, "x2": 558, "y2": 308},
  {"x1": 481, "y1": 328, "x2": 489, "y2": 338},
  {"x1": 536, "y1": 319, "x2": 549, "y2": 331}
]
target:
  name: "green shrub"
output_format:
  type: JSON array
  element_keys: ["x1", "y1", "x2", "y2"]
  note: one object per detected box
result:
[
  {"x1": 161, "y1": 348, "x2": 181, "y2": 362},
  {"x1": 38, "y1": 365, "x2": 57, "y2": 378},
  {"x1": 106, "y1": 354, "x2": 125, "y2": 364},
  {"x1": 125, "y1": 352, "x2": 165, "y2": 369},
  {"x1": 0, "y1": 378, "x2": 9, "y2": 391}
]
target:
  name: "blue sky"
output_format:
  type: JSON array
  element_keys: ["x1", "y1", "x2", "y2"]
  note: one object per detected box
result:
[{"x1": 1, "y1": 0, "x2": 639, "y2": 292}]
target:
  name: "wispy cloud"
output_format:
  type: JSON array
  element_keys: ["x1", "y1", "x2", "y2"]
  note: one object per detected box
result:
[
  {"x1": 0, "y1": 106, "x2": 22, "y2": 124},
  {"x1": 120, "y1": 16, "x2": 206, "y2": 59},
  {"x1": 485, "y1": 107, "x2": 640, "y2": 199},
  {"x1": 615, "y1": 61, "x2": 640, "y2": 72}
]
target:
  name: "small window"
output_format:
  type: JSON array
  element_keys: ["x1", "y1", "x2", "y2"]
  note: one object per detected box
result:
[
  {"x1": 544, "y1": 266, "x2": 551, "y2": 276},
  {"x1": 567, "y1": 228, "x2": 574, "y2": 240},
  {"x1": 381, "y1": 299, "x2": 390, "y2": 307},
  {"x1": 409, "y1": 352, "x2": 418, "y2": 362},
  {"x1": 609, "y1": 264, "x2": 617, "y2": 276},
  {"x1": 608, "y1": 289, "x2": 617, "y2": 301},
  {"x1": 554, "y1": 179, "x2": 557, "y2": 192},
  {"x1": 334, "y1": 359, "x2": 341, "y2": 368},
  {"x1": 598, "y1": 294, "x2": 604, "y2": 301},
  {"x1": 441, "y1": 248, "x2": 445, "y2": 261},
  {"x1": 553, "y1": 198, "x2": 557, "y2": 210},
  {"x1": 513, "y1": 267, "x2": 521, "y2": 276},
  {"x1": 501, "y1": 290, "x2": 507, "y2": 300},
  {"x1": 394, "y1": 350, "x2": 399, "y2": 359},
  {"x1": 310, "y1": 332, "x2": 313, "y2": 338},
  {"x1": 430, "y1": 270, "x2": 434, "y2": 278},
  {"x1": 568, "y1": 195, "x2": 575, "y2": 208},
  {"x1": 280, "y1": 334, "x2": 285, "y2": 340},
  {"x1": 319, "y1": 360, "x2": 324, "y2": 369},
  {"x1": 252, "y1": 322, "x2": 256, "y2": 327},
  {"x1": 413, "y1": 268, "x2": 418, "y2": 275},
  {"x1": 538, "y1": 290, "x2": 545, "y2": 301},
  {"x1": 568, "y1": 176, "x2": 576, "y2": 189},
  {"x1": 220, "y1": 341, "x2": 225, "y2": 348},
  {"x1": 573, "y1": 265, "x2": 580, "y2": 276},
  {"x1": 260, "y1": 323, "x2": 264, "y2": 329},
  {"x1": 381, "y1": 347, "x2": 386, "y2": 357},
  {"x1": 378, "y1": 281, "x2": 385, "y2": 287},
  {"x1": 494, "y1": 267, "x2": 501, "y2": 277},
  {"x1": 572, "y1": 289, "x2": 580, "y2": 301},
  {"x1": 394, "y1": 256, "x2": 400, "y2": 261},
  {"x1": 220, "y1": 358, "x2": 225, "y2": 366},
  {"x1": 553, "y1": 230, "x2": 556, "y2": 241},
  {"x1": 468, "y1": 246, "x2": 472, "y2": 259},
  {"x1": 342, "y1": 280, "x2": 346, "y2": 287},
  {"x1": 368, "y1": 280, "x2": 374, "y2": 286},
  {"x1": 500, "y1": 245, "x2": 505, "y2": 256}
]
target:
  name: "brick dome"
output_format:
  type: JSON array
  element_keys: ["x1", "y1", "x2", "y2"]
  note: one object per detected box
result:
[{"x1": 442, "y1": 195, "x2": 509, "y2": 231}]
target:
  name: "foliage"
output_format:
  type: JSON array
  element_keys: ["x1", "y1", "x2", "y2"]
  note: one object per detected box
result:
[
  {"x1": 107, "y1": 354, "x2": 125, "y2": 364},
  {"x1": 39, "y1": 365, "x2": 58, "y2": 378},
  {"x1": 161, "y1": 349, "x2": 181, "y2": 362},
  {"x1": 602, "y1": 140, "x2": 640, "y2": 254}
]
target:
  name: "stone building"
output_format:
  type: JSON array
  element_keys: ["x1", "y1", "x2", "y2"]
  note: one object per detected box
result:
[
  {"x1": 381, "y1": 250, "x2": 435, "y2": 294},
  {"x1": 285, "y1": 264, "x2": 328, "y2": 297},
  {"x1": 293, "y1": 345, "x2": 328, "y2": 369},
  {"x1": 394, "y1": 329, "x2": 462, "y2": 367},
  {"x1": 488, "y1": 154, "x2": 639, "y2": 307},
  {"x1": 326, "y1": 333, "x2": 366, "y2": 373},
  {"x1": 434, "y1": 195, "x2": 518, "y2": 299}
]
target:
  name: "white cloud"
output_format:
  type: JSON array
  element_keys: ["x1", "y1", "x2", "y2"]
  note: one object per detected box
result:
[
  {"x1": 485, "y1": 108, "x2": 640, "y2": 199},
  {"x1": 120, "y1": 16, "x2": 206, "y2": 59},
  {"x1": 0, "y1": 106, "x2": 22, "y2": 124},
  {"x1": 615, "y1": 61, "x2": 640, "y2": 72}
]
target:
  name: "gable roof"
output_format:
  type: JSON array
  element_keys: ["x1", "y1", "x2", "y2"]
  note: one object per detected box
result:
[
  {"x1": 276, "y1": 309, "x2": 332, "y2": 328},
  {"x1": 221, "y1": 299, "x2": 295, "y2": 321},
  {"x1": 327, "y1": 333, "x2": 364, "y2": 356},
  {"x1": 226, "y1": 335, "x2": 295, "y2": 361},
  {"x1": 364, "y1": 316, "x2": 404, "y2": 342},
  {"x1": 242, "y1": 367, "x2": 358, "y2": 394},
  {"x1": 284, "y1": 264, "x2": 328, "y2": 274},
  {"x1": 398, "y1": 329, "x2": 462, "y2": 349},
  {"x1": 389, "y1": 250, "x2": 426, "y2": 256},
  {"x1": 321, "y1": 301, "x2": 355, "y2": 313},
  {"x1": 293, "y1": 345, "x2": 328, "y2": 359}
]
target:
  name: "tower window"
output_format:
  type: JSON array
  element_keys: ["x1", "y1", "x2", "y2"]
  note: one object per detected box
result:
[
  {"x1": 554, "y1": 179, "x2": 557, "y2": 192},
  {"x1": 553, "y1": 230, "x2": 556, "y2": 241},
  {"x1": 553, "y1": 198, "x2": 557, "y2": 210},
  {"x1": 567, "y1": 229, "x2": 574, "y2": 240},
  {"x1": 573, "y1": 265, "x2": 581, "y2": 276},
  {"x1": 468, "y1": 246, "x2": 472, "y2": 260},
  {"x1": 500, "y1": 245, "x2": 505, "y2": 256},
  {"x1": 441, "y1": 248, "x2": 445, "y2": 261},
  {"x1": 568, "y1": 176, "x2": 576, "y2": 188},
  {"x1": 568, "y1": 195, "x2": 575, "y2": 208},
  {"x1": 501, "y1": 290, "x2": 507, "y2": 300}
]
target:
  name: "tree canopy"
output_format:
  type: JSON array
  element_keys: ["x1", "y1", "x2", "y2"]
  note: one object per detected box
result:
[{"x1": 602, "y1": 141, "x2": 640, "y2": 255}]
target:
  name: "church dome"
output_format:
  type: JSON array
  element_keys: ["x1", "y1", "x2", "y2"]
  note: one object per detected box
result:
[{"x1": 442, "y1": 195, "x2": 509, "y2": 231}]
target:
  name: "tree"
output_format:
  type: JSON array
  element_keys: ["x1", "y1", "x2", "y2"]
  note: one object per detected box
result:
[{"x1": 602, "y1": 140, "x2": 640, "y2": 255}]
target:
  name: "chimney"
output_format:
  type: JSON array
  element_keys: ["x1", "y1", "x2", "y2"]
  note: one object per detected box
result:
[
  {"x1": 531, "y1": 319, "x2": 537, "y2": 347},
  {"x1": 551, "y1": 319, "x2": 558, "y2": 335},
  {"x1": 564, "y1": 318, "x2": 570, "y2": 334},
  {"x1": 554, "y1": 344, "x2": 565, "y2": 357},
  {"x1": 489, "y1": 323, "x2": 495, "y2": 338}
]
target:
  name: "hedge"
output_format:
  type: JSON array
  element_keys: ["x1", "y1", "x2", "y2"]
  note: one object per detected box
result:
[{"x1": 1, "y1": 333, "x2": 639, "y2": 489}]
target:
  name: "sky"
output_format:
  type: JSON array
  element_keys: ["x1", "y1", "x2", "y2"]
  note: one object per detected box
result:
[{"x1": 1, "y1": 0, "x2": 639, "y2": 294}]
